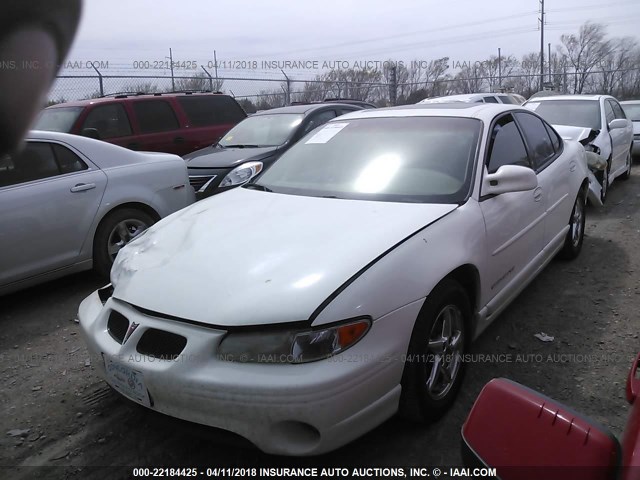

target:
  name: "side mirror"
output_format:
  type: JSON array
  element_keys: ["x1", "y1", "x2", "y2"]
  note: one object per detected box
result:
[
  {"x1": 483, "y1": 165, "x2": 538, "y2": 196},
  {"x1": 81, "y1": 127, "x2": 100, "y2": 140},
  {"x1": 462, "y1": 378, "x2": 621, "y2": 480},
  {"x1": 609, "y1": 119, "x2": 628, "y2": 131}
]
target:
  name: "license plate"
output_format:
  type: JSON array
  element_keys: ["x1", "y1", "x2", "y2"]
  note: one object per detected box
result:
[{"x1": 103, "y1": 355, "x2": 151, "y2": 407}]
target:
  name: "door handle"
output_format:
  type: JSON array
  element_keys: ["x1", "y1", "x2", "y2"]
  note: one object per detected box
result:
[
  {"x1": 174, "y1": 137, "x2": 185, "y2": 144},
  {"x1": 70, "y1": 183, "x2": 96, "y2": 193},
  {"x1": 533, "y1": 186, "x2": 543, "y2": 202}
]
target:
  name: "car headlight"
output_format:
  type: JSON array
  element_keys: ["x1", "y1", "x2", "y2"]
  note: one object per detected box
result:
[
  {"x1": 219, "y1": 161, "x2": 263, "y2": 188},
  {"x1": 218, "y1": 318, "x2": 371, "y2": 364},
  {"x1": 583, "y1": 143, "x2": 601, "y2": 155}
]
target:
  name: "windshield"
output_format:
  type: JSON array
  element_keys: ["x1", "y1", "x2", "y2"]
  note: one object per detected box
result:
[
  {"x1": 622, "y1": 103, "x2": 640, "y2": 122},
  {"x1": 524, "y1": 100, "x2": 601, "y2": 130},
  {"x1": 250, "y1": 116, "x2": 481, "y2": 204},
  {"x1": 33, "y1": 107, "x2": 83, "y2": 133},
  {"x1": 218, "y1": 113, "x2": 304, "y2": 147}
]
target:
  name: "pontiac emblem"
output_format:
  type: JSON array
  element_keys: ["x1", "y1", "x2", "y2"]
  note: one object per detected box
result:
[{"x1": 123, "y1": 322, "x2": 140, "y2": 344}]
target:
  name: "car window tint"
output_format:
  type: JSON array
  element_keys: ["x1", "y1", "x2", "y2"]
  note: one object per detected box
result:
[
  {"x1": 544, "y1": 122, "x2": 562, "y2": 153},
  {"x1": 604, "y1": 101, "x2": 616, "y2": 124},
  {"x1": 82, "y1": 104, "x2": 132, "y2": 139},
  {"x1": 514, "y1": 112, "x2": 556, "y2": 170},
  {"x1": 483, "y1": 96, "x2": 499, "y2": 103},
  {"x1": 486, "y1": 114, "x2": 531, "y2": 173},
  {"x1": 133, "y1": 100, "x2": 180, "y2": 133},
  {"x1": 303, "y1": 110, "x2": 337, "y2": 134},
  {"x1": 52, "y1": 144, "x2": 88, "y2": 174},
  {"x1": 611, "y1": 101, "x2": 626, "y2": 119},
  {"x1": 0, "y1": 142, "x2": 60, "y2": 187},
  {"x1": 177, "y1": 96, "x2": 246, "y2": 126}
]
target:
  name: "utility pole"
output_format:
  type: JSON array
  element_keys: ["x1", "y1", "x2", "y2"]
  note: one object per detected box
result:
[
  {"x1": 539, "y1": 0, "x2": 545, "y2": 91},
  {"x1": 167, "y1": 48, "x2": 175, "y2": 91},
  {"x1": 498, "y1": 48, "x2": 502, "y2": 91},
  {"x1": 213, "y1": 50, "x2": 219, "y2": 90},
  {"x1": 548, "y1": 42, "x2": 552, "y2": 84}
]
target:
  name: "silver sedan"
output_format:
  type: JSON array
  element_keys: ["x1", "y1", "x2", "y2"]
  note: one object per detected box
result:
[{"x1": 0, "y1": 130, "x2": 194, "y2": 295}]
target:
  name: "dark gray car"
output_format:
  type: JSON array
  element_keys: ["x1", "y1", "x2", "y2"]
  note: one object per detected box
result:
[{"x1": 185, "y1": 103, "x2": 362, "y2": 199}]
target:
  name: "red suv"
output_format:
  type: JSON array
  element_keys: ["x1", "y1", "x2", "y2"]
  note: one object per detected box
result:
[{"x1": 34, "y1": 92, "x2": 247, "y2": 156}]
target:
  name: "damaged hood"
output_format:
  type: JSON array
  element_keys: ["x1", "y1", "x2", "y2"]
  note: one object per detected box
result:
[
  {"x1": 553, "y1": 124, "x2": 599, "y2": 143},
  {"x1": 111, "y1": 188, "x2": 457, "y2": 326}
]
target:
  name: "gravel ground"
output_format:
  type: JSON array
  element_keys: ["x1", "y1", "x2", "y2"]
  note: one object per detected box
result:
[{"x1": 1, "y1": 164, "x2": 639, "y2": 478}]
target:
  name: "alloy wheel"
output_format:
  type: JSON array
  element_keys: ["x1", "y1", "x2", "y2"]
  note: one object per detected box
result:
[{"x1": 107, "y1": 219, "x2": 147, "y2": 260}]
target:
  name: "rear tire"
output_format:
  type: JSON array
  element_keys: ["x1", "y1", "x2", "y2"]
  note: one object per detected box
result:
[
  {"x1": 93, "y1": 208, "x2": 155, "y2": 278},
  {"x1": 398, "y1": 279, "x2": 470, "y2": 423},
  {"x1": 559, "y1": 191, "x2": 586, "y2": 260}
]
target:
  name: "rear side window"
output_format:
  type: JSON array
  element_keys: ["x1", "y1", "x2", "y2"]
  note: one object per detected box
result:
[
  {"x1": 483, "y1": 96, "x2": 499, "y2": 103},
  {"x1": 604, "y1": 101, "x2": 615, "y2": 124},
  {"x1": 302, "y1": 110, "x2": 337, "y2": 135},
  {"x1": 544, "y1": 123, "x2": 562, "y2": 153},
  {"x1": 486, "y1": 114, "x2": 530, "y2": 174},
  {"x1": 611, "y1": 100, "x2": 626, "y2": 119},
  {"x1": 52, "y1": 144, "x2": 88, "y2": 174},
  {"x1": 177, "y1": 96, "x2": 246, "y2": 126},
  {"x1": 133, "y1": 100, "x2": 180, "y2": 133},
  {"x1": 514, "y1": 112, "x2": 556, "y2": 170},
  {"x1": 82, "y1": 104, "x2": 132, "y2": 139}
]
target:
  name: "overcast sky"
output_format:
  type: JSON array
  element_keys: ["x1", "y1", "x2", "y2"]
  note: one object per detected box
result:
[{"x1": 65, "y1": 0, "x2": 639, "y2": 79}]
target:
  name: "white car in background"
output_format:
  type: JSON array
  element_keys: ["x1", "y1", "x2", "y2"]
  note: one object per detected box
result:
[
  {"x1": 524, "y1": 95, "x2": 633, "y2": 204},
  {"x1": 621, "y1": 100, "x2": 640, "y2": 157},
  {"x1": 418, "y1": 93, "x2": 521, "y2": 105},
  {"x1": 0, "y1": 131, "x2": 194, "y2": 295},
  {"x1": 80, "y1": 104, "x2": 588, "y2": 455}
]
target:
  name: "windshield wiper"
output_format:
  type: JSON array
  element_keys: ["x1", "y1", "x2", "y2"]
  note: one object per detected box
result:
[
  {"x1": 243, "y1": 183, "x2": 273, "y2": 192},
  {"x1": 221, "y1": 144, "x2": 261, "y2": 148}
]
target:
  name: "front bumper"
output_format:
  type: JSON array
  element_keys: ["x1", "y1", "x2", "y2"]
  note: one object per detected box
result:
[{"x1": 78, "y1": 290, "x2": 409, "y2": 455}]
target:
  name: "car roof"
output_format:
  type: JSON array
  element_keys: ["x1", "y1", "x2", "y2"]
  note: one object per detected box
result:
[
  {"x1": 528, "y1": 94, "x2": 607, "y2": 102},
  {"x1": 621, "y1": 100, "x2": 640, "y2": 104},
  {"x1": 45, "y1": 92, "x2": 235, "y2": 108},
  {"x1": 419, "y1": 93, "x2": 501, "y2": 103},
  {"x1": 333, "y1": 103, "x2": 521, "y2": 122},
  {"x1": 252, "y1": 103, "x2": 361, "y2": 116}
]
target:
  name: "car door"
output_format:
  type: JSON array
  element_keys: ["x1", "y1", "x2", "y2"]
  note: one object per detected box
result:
[
  {"x1": 610, "y1": 99, "x2": 633, "y2": 172},
  {"x1": 78, "y1": 103, "x2": 137, "y2": 149},
  {"x1": 479, "y1": 113, "x2": 545, "y2": 300},
  {"x1": 514, "y1": 112, "x2": 573, "y2": 247},
  {"x1": 605, "y1": 99, "x2": 626, "y2": 172},
  {"x1": 128, "y1": 99, "x2": 184, "y2": 154},
  {"x1": 0, "y1": 141, "x2": 107, "y2": 287}
]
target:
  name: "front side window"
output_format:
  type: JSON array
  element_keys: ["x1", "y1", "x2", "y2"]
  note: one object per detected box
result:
[
  {"x1": 34, "y1": 107, "x2": 83, "y2": 133},
  {"x1": 514, "y1": 112, "x2": 556, "y2": 170},
  {"x1": 218, "y1": 113, "x2": 304, "y2": 147},
  {"x1": 604, "y1": 101, "x2": 616, "y2": 124},
  {"x1": 610, "y1": 100, "x2": 626, "y2": 120},
  {"x1": 0, "y1": 143, "x2": 59, "y2": 187},
  {"x1": 252, "y1": 116, "x2": 481, "y2": 204},
  {"x1": 132, "y1": 100, "x2": 179, "y2": 134},
  {"x1": 486, "y1": 114, "x2": 530, "y2": 174},
  {"x1": 82, "y1": 104, "x2": 132, "y2": 139},
  {"x1": 302, "y1": 110, "x2": 337, "y2": 135}
]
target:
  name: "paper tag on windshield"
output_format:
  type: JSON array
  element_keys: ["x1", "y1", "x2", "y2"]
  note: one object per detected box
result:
[
  {"x1": 525, "y1": 102, "x2": 540, "y2": 111},
  {"x1": 305, "y1": 122, "x2": 349, "y2": 144}
]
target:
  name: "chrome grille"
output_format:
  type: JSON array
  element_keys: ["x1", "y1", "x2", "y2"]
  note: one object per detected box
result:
[{"x1": 189, "y1": 175, "x2": 217, "y2": 192}]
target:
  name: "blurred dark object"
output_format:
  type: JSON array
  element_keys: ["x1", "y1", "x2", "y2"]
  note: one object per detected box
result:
[{"x1": 0, "y1": 0, "x2": 82, "y2": 155}]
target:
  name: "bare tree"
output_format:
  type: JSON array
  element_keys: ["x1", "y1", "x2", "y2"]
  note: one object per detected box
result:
[{"x1": 560, "y1": 22, "x2": 612, "y2": 93}]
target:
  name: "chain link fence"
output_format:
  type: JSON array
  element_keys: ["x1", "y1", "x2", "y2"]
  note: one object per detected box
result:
[{"x1": 49, "y1": 68, "x2": 640, "y2": 111}]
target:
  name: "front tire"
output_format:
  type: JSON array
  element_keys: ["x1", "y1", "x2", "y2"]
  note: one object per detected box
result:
[
  {"x1": 93, "y1": 208, "x2": 155, "y2": 277},
  {"x1": 596, "y1": 158, "x2": 610, "y2": 203},
  {"x1": 621, "y1": 150, "x2": 632, "y2": 181},
  {"x1": 399, "y1": 279, "x2": 470, "y2": 423},
  {"x1": 559, "y1": 191, "x2": 586, "y2": 260}
]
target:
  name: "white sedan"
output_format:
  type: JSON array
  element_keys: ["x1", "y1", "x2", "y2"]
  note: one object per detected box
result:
[
  {"x1": 79, "y1": 104, "x2": 589, "y2": 455},
  {"x1": 0, "y1": 131, "x2": 194, "y2": 295},
  {"x1": 524, "y1": 94, "x2": 633, "y2": 203}
]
